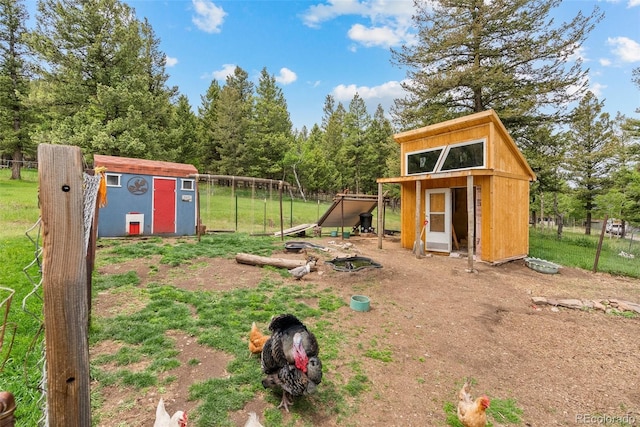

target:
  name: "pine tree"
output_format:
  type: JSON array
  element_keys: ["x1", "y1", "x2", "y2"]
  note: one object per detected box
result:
[
  {"x1": 321, "y1": 100, "x2": 346, "y2": 192},
  {"x1": 28, "y1": 0, "x2": 175, "y2": 158},
  {"x1": 363, "y1": 105, "x2": 395, "y2": 193},
  {"x1": 248, "y1": 67, "x2": 293, "y2": 180},
  {"x1": 0, "y1": 0, "x2": 32, "y2": 179},
  {"x1": 198, "y1": 79, "x2": 221, "y2": 172},
  {"x1": 564, "y1": 92, "x2": 618, "y2": 234},
  {"x1": 391, "y1": 0, "x2": 603, "y2": 133},
  {"x1": 342, "y1": 93, "x2": 371, "y2": 193},
  {"x1": 168, "y1": 95, "x2": 199, "y2": 167},
  {"x1": 212, "y1": 66, "x2": 253, "y2": 176}
]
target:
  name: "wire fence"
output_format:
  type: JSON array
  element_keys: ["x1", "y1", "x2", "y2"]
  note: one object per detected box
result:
[{"x1": 529, "y1": 226, "x2": 640, "y2": 277}]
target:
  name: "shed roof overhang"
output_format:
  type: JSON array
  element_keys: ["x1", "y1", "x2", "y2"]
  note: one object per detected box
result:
[{"x1": 377, "y1": 168, "x2": 533, "y2": 185}]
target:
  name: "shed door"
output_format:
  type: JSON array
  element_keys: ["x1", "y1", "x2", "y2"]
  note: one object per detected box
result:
[
  {"x1": 425, "y1": 189, "x2": 451, "y2": 252},
  {"x1": 153, "y1": 178, "x2": 176, "y2": 234}
]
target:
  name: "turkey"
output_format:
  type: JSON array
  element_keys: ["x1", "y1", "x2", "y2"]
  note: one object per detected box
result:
[
  {"x1": 153, "y1": 398, "x2": 188, "y2": 427},
  {"x1": 260, "y1": 314, "x2": 323, "y2": 411}
]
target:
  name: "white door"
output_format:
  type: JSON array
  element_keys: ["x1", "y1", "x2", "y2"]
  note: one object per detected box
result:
[{"x1": 425, "y1": 189, "x2": 451, "y2": 252}]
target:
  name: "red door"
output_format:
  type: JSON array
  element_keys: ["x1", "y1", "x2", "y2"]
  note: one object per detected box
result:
[{"x1": 153, "y1": 178, "x2": 176, "y2": 234}]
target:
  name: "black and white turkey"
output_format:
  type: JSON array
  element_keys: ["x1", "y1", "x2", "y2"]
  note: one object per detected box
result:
[{"x1": 260, "y1": 314, "x2": 323, "y2": 411}]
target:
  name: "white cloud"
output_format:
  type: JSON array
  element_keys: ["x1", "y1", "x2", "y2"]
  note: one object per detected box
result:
[
  {"x1": 275, "y1": 68, "x2": 297, "y2": 85},
  {"x1": 192, "y1": 0, "x2": 226, "y2": 34},
  {"x1": 589, "y1": 82, "x2": 607, "y2": 98},
  {"x1": 599, "y1": 58, "x2": 612, "y2": 66},
  {"x1": 348, "y1": 23, "x2": 406, "y2": 48},
  {"x1": 165, "y1": 56, "x2": 178, "y2": 67},
  {"x1": 628, "y1": 0, "x2": 640, "y2": 7},
  {"x1": 201, "y1": 63, "x2": 236, "y2": 81},
  {"x1": 301, "y1": 0, "x2": 416, "y2": 48},
  {"x1": 331, "y1": 80, "x2": 407, "y2": 115},
  {"x1": 607, "y1": 36, "x2": 640, "y2": 62},
  {"x1": 332, "y1": 80, "x2": 405, "y2": 101}
]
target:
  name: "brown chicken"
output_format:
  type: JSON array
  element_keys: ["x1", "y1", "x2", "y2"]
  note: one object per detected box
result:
[
  {"x1": 249, "y1": 322, "x2": 270, "y2": 354},
  {"x1": 457, "y1": 380, "x2": 490, "y2": 427}
]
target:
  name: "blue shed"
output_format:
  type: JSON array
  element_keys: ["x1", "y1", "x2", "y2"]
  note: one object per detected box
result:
[{"x1": 94, "y1": 154, "x2": 198, "y2": 237}]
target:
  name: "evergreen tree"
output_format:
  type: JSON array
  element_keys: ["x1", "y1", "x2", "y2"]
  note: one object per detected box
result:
[
  {"x1": 564, "y1": 92, "x2": 618, "y2": 234},
  {"x1": 212, "y1": 66, "x2": 253, "y2": 175},
  {"x1": 362, "y1": 105, "x2": 395, "y2": 193},
  {"x1": 0, "y1": 0, "x2": 33, "y2": 179},
  {"x1": 342, "y1": 93, "x2": 371, "y2": 193},
  {"x1": 198, "y1": 79, "x2": 221, "y2": 172},
  {"x1": 168, "y1": 95, "x2": 199, "y2": 167},
  {"x1": 391, "y1": 0, "x2": 603, "y2": 133},
  {"x1": 322, "y1": 101, "x2": 346, "y2": 192},
  {"x1": 248, "y1": 67, "x2": 293, "y2": 179},
  {"x1": 28, "y1": 0, "x2": 175, "y2": 159}
]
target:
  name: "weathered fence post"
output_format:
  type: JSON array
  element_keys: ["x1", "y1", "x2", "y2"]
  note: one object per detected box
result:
[{"x1": 38, "y1": 144, "x2": 91, "y2": 426}]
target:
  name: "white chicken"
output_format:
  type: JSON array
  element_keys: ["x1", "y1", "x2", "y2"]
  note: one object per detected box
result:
[
  {"x1": 244, "y1": 411, "x2": 265, "y2": 427},
  {"x1": 153, "y1": 398, "x2": 188, "y2": 427},
  {"x1": 288, "y1": 256, "x2": 317, "y2": 280}
]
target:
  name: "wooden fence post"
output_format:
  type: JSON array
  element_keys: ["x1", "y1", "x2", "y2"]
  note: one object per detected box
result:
[{"x1": 38, "y1": 144, "x2": 91, "y2": 426}]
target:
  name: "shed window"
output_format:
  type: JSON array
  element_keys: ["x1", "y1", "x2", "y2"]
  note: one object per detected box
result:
[
  {"x1": 105, "y1": 173, "x2": 121, "y2": 187},
  {"x1": 181, "y1": 179, "x2": 195, "y2": 191},
  {"x1": 406, "y1": 148, "x2": 443, "y2": 175},
  {"x1": 406, "y1": 139, "x2": 485, "y2": 175},
  {"x1": 440, "y1": 141, "x2": 485, "y2": 171}
]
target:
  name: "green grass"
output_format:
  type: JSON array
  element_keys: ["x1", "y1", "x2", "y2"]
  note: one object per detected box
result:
[
  {"x1": 198, "y1": 184, "x2": 400, "y2": 234},
  {"x1": 529, "y1": 228, "x2": 640, "y2": 278},
  {"x1": 88, "y1": 234, "x2": 355, "y2": 426},
  {"x1": 0, "y1": 168, "x2": 40, "y2": 239}
]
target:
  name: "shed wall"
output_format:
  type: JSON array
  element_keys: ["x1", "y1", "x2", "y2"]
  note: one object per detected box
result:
[
  {"x1": 97, "y1": 173, "x2": 197, "y2": 237},
  {"x1": 486, "y1": 176, "x2": 530, "y2": 262}
]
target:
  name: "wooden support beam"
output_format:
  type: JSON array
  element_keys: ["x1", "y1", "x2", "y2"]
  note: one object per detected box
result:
[
  {"x1": 38, "y1": 144, "x2": 91, "y2": 426},
  {"x1": 377, "y1": 183, "x2": 383, "y2": 249},
  {"x1": 466, "y1": 175, "x2": 475, "y2": 273}
]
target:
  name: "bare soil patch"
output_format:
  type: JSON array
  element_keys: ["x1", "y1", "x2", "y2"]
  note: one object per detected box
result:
[{"x1": 91, "y1": 236, "x2": 640, "y2": 426}]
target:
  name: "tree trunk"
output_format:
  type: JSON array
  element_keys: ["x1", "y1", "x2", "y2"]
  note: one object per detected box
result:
[
  {"x1": 10, "y1": 150, "x2": 22, "y2": 180},
  {"x1": 235, "y1": 253, "x2": 314, "y2": 270},
  {"x1": 553, "y1": 193, "x2": 563, "y2": 239}
]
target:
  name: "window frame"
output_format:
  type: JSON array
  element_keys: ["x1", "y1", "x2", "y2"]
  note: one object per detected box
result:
[
  {"x1": 105, "y1": 173, "x2": 122, "y2": 187},
  {"x1": 181, "y1": 179, "x2": 195, "y2": 191},
  {"x1": 405, "y1": 138, "x2": 486, "y2": 176}
]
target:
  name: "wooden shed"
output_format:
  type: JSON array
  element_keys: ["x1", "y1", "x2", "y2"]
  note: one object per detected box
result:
[
  {"x1": 93, "y1": 155, "x2": 198, "y2": 237},
  {"x1": 377, "y1": 110, "x2": 536, "y2": 264}
]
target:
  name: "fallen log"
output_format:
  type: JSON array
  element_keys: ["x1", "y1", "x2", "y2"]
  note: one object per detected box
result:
[{"x1": 235, "y1": 253, "x2": 317, "y2": 270}]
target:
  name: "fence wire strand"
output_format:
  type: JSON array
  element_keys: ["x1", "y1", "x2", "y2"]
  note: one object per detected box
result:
[{"x1": 22, "y1": 218, "x2": 47, "y2": 426}]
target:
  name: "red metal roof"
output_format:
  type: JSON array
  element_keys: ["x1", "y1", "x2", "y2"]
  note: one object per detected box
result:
[{"x1": 93, "y1": 154, "x2": 197, "y2": 178}]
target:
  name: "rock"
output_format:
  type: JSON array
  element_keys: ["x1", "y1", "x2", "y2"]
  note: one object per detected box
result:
[
  {"x1": 531, "y1": 296, "x2": 548, "y2": 305},
  {"x1": 617, "y1": 300, "x2": 640, "y2": 314},
  {"x1": 591, "y1": 300, "x2": 607, "y2": 311},
  {"x1": 556, "y1": 299, "x2": 584, "y2": 310}
]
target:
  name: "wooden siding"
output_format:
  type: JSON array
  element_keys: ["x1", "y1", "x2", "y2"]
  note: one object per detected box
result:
[{"x1": 486, "y1": 176, "x2": 530, "y2": 262}]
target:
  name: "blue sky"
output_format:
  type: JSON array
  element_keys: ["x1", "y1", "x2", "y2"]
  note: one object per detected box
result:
[{"x1": 37, "y1": 0, "x2": 640, "y2": 131}]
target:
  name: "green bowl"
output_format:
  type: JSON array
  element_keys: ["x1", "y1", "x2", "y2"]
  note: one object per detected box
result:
[{"x1": 350, "y1": 295, "x2": 370, "y2": 312}]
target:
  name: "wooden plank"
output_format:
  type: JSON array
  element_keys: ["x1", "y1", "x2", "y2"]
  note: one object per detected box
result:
[
  {"x1": 274, "y1": 223, "x2": 316, "y2": 237},
  {"x1": 38, "y1": 144, "x2": 91, "y2": 426}
]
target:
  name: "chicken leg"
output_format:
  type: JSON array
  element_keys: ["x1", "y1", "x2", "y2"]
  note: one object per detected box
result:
[{"x1": 278, "y1": 391, "x2": 294, "y2": 412}]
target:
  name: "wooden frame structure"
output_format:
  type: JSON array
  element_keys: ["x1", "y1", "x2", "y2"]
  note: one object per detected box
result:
[{"x1": 377, "y1": 110, "x2": 536, "y2": 265}]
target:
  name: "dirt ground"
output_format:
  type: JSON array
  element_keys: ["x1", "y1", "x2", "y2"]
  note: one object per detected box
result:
[{"x1": 92, "y1": 235, "x2": 640, "y2": 427}]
